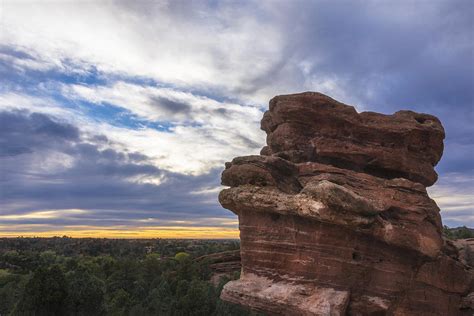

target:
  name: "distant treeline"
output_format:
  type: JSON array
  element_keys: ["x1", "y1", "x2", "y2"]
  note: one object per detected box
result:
[
  {"x1": 443, "y1": 226, "x2": 474, "y2": 240},
  {"x1": 0, "y1": 237, "x2": 240, "y2": 259},
  {"x1": 0, "y1": 238, "x2": 261, "y2": 316}
]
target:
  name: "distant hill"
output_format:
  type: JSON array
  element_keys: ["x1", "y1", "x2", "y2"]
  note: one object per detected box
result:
[{"x1": 443, "y1": 226, "x2": 474, "y2": 240}]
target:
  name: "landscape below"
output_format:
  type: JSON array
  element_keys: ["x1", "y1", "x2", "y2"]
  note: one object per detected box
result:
[
  {"x1": 0, "y1": 230, "x2": 471, "y2": 316},
  {"x1": 0, "y1": 237, "x2": 256, "y2": 316}
]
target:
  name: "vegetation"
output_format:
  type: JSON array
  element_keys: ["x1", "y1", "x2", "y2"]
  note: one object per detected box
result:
[
  {"x1": 443, "y1": 226, "x2": 474, "y2": 240},
  {"x1": 0, "y1": 237, "x2": 260, "y2": 316}
]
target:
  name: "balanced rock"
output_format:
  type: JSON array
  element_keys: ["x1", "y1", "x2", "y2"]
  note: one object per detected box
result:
[{"x1": 219, "y1": 92, "x2": 473, "y2": 315}]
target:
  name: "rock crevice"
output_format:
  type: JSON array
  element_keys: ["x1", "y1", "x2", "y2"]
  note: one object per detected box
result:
[{"x1": 219, "y1": 92, "x2": 473, "y2": 315}]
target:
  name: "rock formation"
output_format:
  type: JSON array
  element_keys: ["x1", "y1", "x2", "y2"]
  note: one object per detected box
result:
[
  {"x1": 455, "y1": 238, "x2": 474, "y2": 270},
  {"x1": 219, "y1": 92, "x2": 473, "y2": 315},
  {"x1": 194, "y1": 250, "x2": 241, "y2": 285}
]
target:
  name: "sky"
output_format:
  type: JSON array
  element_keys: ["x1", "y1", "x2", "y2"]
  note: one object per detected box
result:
[{"x1": 0, "y1": 0, "x2": 473, "y2": 238}]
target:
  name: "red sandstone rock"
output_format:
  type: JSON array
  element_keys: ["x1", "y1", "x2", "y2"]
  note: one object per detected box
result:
[
  {"x1": 261, "y1": 92, "x2": 444, "y2": 186},
  {"x1": 194, "y1": 250, "x2": 241, "y2": 286},
  {"x1": 219, "y1": 92, "x2": 473, "y2": 315},
  {"x1": 454, "y1": 238, "x2": 474, "y2": 267},
  {"x1": 221, "y1": 273, "x2": 350, "y2": 316}
]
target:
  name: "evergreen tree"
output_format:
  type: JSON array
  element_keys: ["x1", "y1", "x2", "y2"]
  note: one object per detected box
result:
[
  {"x1": 66, "y1": 269, "x2": 105, "y2": 315},
  {"x1": 13, "y1": 265, "x2": 68, "y2": 316}
]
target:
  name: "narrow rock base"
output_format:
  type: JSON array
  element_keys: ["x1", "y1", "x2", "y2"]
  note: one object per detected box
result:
[{"x1": 221, "y1": 273, "x2": 349, "y2": 316}]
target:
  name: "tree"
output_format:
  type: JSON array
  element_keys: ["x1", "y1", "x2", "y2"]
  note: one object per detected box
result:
[
  {"x1": 66, "y1": 269, "x2": 105, "y2": 315},
  {"x1": 13, "y1": 265, "x2": 68, "y2": 316},
  {"x1": 0, "y1": 238, "x2": 248, "y2": 316},
  {"x1": 0, "y1": 270, "x2": 27, "y2": 315},
  {"x1": 145, "y1": 280, "x2": 174, "y2": 315},
  {"x1": 174, "y1": 252, "x2": 190, "y2": 262},
  {"x1": 175, "y1": 279, "x2": 214, "y2": 316},
  {"x1": 142, "y1": 253, "x2": 162, "y2": 285},
  {"x1": 39, "y1": 250, "x2": 57, "y2": 266},
  {"x1": 106, "y1": 259, "x2": 138, "y2": 294},
  {"x1": 107, "y1": 288, "x2": 133, "y2": 316}
]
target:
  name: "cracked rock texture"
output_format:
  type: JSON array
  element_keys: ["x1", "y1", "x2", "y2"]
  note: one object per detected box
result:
[{"x1": 219, "y1": 92, "x2": 473, "y2": 316}]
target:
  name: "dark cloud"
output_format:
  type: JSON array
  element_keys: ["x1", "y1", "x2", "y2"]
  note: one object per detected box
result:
[
  {"x1": 0, "y1": 110, "x2": 229, "y2": 227},
  {"x1": 0, "y1": 111, "x2": 79, "y2": 157},
  {"x1": 284, "y1": 1, "x2": 472, "y2": 110},
  {"x1": 149, "y1": 96, "x2": 192, "y2": 114},
  {"x1": 273, "y1": 0, "x2": 474, "y2": 177}
]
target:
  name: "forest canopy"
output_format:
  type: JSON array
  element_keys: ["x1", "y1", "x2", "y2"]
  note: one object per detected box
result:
[{"x1": 0, "y1": 238, "x2": 260, "y2": 316}]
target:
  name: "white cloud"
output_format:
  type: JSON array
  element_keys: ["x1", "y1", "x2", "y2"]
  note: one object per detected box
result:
[
  {"x1": 99, "y1": 120, "x2": 263, "y2": 175},
  {"x1": 191, "y1": 186, "x2": 223, "y2": 195},
  {"x1": 62, "y1": 81, "x2": 263, "y2": 126},
  {"x1": 1, "y1": 0, "x2": 288, "y2": 104},
  {"x1": 0, "y1": 209, "x2": 88, "y2": 220},
  {"x1": 0, "y1": 93, "x2": 58, "y2": 113},
  {"x1": 0, "y1": 89, "x2": 265, "y2": 175},
  {"x1": 429, "y1": 173, "x2": 474, "y2": 226},
  {"x1": 61, "y1": 81, "x2": 266, "y2": 174},
  {"x1": 0, "y1": 51, "x2": 56, "y2": 72}
]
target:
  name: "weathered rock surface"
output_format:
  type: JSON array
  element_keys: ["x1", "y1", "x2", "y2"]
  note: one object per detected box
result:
[
  {"x1": 219, "y1": 92, "x2": 473, "y2": 315},
  {"x1": 195, "y1": 250, "x2": 241, "y2": 285},
  {"x1": 221, "y1": 273, "x2": 350, "y2": 316},
  {"x1": 454, "y1": 238, "x2": 474, "y2": 267},
  {"x1": 261, "y1": 92, "x2": 444, "y2": 186}
]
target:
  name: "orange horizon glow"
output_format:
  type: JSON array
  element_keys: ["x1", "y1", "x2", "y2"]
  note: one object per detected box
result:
[{"x1": 0, "y1": 226, "x2": 240, "y2": 239}]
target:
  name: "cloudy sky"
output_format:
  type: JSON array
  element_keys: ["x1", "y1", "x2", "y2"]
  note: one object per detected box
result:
[{"x1": 0, "y1": 0, "x2": 472, "y2": 237}]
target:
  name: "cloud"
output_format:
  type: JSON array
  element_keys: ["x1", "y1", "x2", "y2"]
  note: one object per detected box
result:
[
  {"x1": 0, "y1": 110, "x2": 235, "y2": 231},
  {"x1": 0, "y1": 1, "x2": 286, "y2": 103},
  {"x1": 0, "y1": 111, "x2": 79, "y2": 157},
  {"x1": 59, "y1": 81, "x2": 266, "y2": 174},
  {"x1": 62, "y1": 81, "x2": 263, "y2": 126},
  {"x1": 0, "y1": 87, "x2": 265, "y2": 175},
  {"x1": 0, "y1": 209, "x2": 88, "y2": 221},
  {"x1": 428, "y1": 173, "x2": 474, "y2": 227},
  {"x1": 2, "y1": 1, "x2": 472, "y2": 104}
]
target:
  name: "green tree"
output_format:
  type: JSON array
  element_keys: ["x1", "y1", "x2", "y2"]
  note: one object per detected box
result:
[
  {"x1": 39, "y1": 250, "x2": 57, "y2": 266},
  {"x1": 145, "y1": 280, "x2": 174, "y2": 315},
  {"x1": 106, "y1": 259, "x2": 138, "y2": 294},
  {"x1": 107, "y1": 288, "x2": 133, "y2": 316},
  {"x1": 94, "y1": 255, "x2": 117, "y2": 279},
  {"x1": 175, "y1": 279, "x2": 214, "y2": 316},
  {"x1": 66, "y1": 269, "x2": 105, "y2": 315},
  {"x1": 174, "y1": 252, "x2": 190, "y2": 262},
  {"x1": 457, "y1": 226, "x2": 474, "y2": 239},
  {"x1": 0, "y1": 270, "x2": 27, "y2": 315},
  {"x1": 142, "y1": 253, "x2": 162, "y2": 287},
  {"x1": 443, "y1": 225, "x2": 454, "y2": 239},
  {"x1": 13, "y1": 265, "x2": 68, "y2": 316},
  {"x1": 444, "y1": 225, "x2": 474, "y2": 240}
]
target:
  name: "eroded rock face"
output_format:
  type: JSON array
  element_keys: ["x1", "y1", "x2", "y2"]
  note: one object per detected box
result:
[
  {"x1": 219, "y1": 92, "x2": 473, "y2": 315},
  {"x1": 194, "y1": 250, "x2": 241, "y2": 286}
]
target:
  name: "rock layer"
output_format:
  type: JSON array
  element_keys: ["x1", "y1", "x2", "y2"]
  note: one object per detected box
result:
[
  {"x1": 219, "y1": 92, "x2": 473, "y2": 315},
  {"x1": 194, "y1": 250, "x2": 241, "y2": 286}
]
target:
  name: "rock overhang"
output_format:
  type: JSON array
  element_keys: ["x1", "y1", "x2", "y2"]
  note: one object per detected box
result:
[{"x1": 261, "y1": 91, "x2": 444, "y2": 187}]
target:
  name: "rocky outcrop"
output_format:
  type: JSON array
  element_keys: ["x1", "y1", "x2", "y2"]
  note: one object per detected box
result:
[
  {"x1": 219, "y1": 92, "x2": 473, "y2": 315},
  {"x1": 454, "y1": 239, "x2": 474, "y2": 267},
  {"x1": 195, "y1": 250, "x2": 241, "y2": 285},
  {"x1": 195, "y1": 250, "x2": 241, "y2": 270}
]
